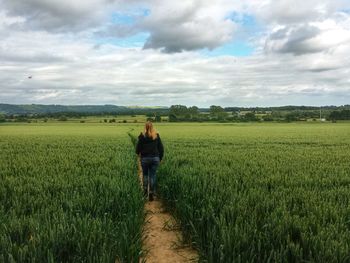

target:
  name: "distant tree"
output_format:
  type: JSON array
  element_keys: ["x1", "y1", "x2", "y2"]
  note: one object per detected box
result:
[
  {"x1": 244, "y1": 112, "x2": 258, "y2": 121},
  {"x1": 271, "y1": 111, "x2": 283, "y2": 118},
  {"x1": 188, "y1": 106, "x2": 199, "y2": 118},
  {"x1": 123, "y1": 120, "x2": 127, "y2": 123},
  {"x1": 329, "y1": 110, "x2": 350, "y2": 121},
  {"x1": 15, "y1": 117, "x2": 28, "y2": 122},
  {"x1": 169, "y1": 105, "x2": 188, "y2": 116},
  {"x1": 168, "y1": 105, "x2": 201, "y2": 121},
  {"x1": 58, "y1": 116, "x2": 68, "y2": 121},
  {"x1": 169, "y1": 114, "x2": 178, "y2": 122},
  {"x1": 80, "y1": 120, "x2": 85, "y2": 123},
  {"x1": 285, "y1": 113, "x2": 298, "y2": 122},
  {"x1": 109, "y1": 119, "x2": 116, "y2": 123},
  {"x1": 262, "y1": 115, "x2": 274, "y2": 122},
  {"x1": 329, "y1": 111, "x2": 339, "y2": 121},
  {"x1": 210, "y1": 105, "x2": 227, "y2": 120},
  {"x1": 0, "y1": 114, "x2": 5, "y2": 123},
  {"x1": 155, "y1": 115, "x2": 161, "y2": 122},
  {"x1": 218, "y1": 112, "x2": 228, "y2": 120},
  {"x1": 104, "y1": 119, "x2": 108, "y2": 123},
  {"x1": 227, "y1": 115, "x2": 239, "y2": 122},
  {"x1": 209, "y1": 105, "x2": 224, "y2": 115}
]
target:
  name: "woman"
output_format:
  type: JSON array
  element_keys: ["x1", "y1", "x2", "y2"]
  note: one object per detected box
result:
[{"x1": 136, "y1": 121, "x2": 164, "y2": 201}]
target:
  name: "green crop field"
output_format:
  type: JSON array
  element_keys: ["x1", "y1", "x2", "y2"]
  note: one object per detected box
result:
[
  {"x1": 1, "y1": 122, "x2": 350, "y2": 262},
  {"x1": 152, "y1": 123, "x2": 350, "y2": 263},
  {"x1": 0, "y1": 124, "x2": 144, "y2": 262}
]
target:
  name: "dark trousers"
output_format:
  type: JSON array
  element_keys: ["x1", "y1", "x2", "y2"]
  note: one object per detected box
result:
[{"x1": 141, "y1": 156, "x2": 160, "y2": 194}]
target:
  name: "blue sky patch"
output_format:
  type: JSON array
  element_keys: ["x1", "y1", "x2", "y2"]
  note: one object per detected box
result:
[
  {"x1": 111, "y1": 12, "x2": 135, "y2": 25},
  {"x1": 228, "y1": 12, "x2": 256, "y2": 27},
  {"x1": 96, "y1": 32, "x2": 149, "y2": 48},
  {"x1": 201, "y1": 41, "x2": 254, "y2": 57},
  {"x1": 110, "y1": 8, "x2": 150, "y2": 25}
]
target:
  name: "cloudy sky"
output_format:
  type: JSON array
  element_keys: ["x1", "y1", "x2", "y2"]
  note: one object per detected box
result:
[{"x1": 1, "y1": 0, "x2": 350, "y2": 107}]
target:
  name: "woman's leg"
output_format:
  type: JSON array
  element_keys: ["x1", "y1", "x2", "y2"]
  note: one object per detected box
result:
[
  {"x1": 141, "y1": 159, "x2": 150, "y2": 196},
  {"x1": 149, "y1": 157, "x2": 160, "y2": 194}
]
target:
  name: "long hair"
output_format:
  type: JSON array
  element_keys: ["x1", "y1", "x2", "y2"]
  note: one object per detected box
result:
[{"x1": 144, "y1": 121, "x2": 157, "y2": 140}]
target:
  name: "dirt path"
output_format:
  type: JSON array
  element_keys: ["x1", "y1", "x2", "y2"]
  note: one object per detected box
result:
[{"x1": 137, "y1": 158, "x2": 198, "y2": 263}]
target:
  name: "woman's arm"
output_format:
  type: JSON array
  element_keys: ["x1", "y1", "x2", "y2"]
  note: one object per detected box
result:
[
  {"x1": 136, "y1": 133, "x2": 142, "y2": 155},
  {"x1": 157, "y1": 134, "x2": 164, "y2": 161}
]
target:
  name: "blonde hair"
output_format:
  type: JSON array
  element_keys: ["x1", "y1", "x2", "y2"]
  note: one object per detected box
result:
[{"x1": 144, "y1": 121, "x2": 157, "y2": 140}]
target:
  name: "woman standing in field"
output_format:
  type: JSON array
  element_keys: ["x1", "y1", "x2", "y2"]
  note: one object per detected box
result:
[{"x1": 136, "y1": 121, "x2": 164, "y2": 201}]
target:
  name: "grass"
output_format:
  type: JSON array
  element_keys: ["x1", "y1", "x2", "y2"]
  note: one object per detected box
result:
[
  {"x1": 1, "y1": 122, "x2": 350, "y2": 262},
  {"x1": 0, "y1": 125, "x2": 144, "y2": 262},
  {"x1": 151, "y1": 123, "x2": 350, "y2": 262}
]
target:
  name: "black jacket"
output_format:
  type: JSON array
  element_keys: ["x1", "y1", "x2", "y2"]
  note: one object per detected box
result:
[{"x1": 136, "y1": 133, "x2": 164, "y2": 160}]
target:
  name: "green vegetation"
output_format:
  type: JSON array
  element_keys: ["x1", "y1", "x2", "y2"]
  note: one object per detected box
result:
[
  {"x1": 2, "y1": 103, "x2": 350, "y2": 123},
  {"x1": 2, "y1": 122, "x2": 350, "y2": 262},
  {"x1": 0, "y1": 104, "x2": 167, "y2": 115},
  {"x1": 148, "y1": 123, "x2": 350, "y2": 262},
  {"x1": 167, "y1": 105, "x2": 350, "y2": 123},
  {"x1": 0, "y1": 125, "x2": 144, "y2": 262},
  {"x1": 329, "y1": 110, "x2": 350, "y2": 121}
]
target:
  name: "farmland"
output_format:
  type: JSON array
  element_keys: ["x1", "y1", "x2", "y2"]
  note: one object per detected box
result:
[
  {"x1": 153, "y1": 123, "x2": 350, "y2": 262},
  {"x1": 1, "y1": 122, "x2": 350, "y2": 262},
  {"x1": 0, "y1": 125, "x2": 144, "y2": 262}
]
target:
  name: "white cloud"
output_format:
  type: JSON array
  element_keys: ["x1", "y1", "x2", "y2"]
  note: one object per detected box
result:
[
  {"x1": 1, "y1": 0, "x2": 350, "y2": 106},
  {"x1": 96, "y1": 0, "x2": 243, "y2": 53},
  {"x1": 1, "y1": 29, "x2": 349, "y2": 106},
  {"x1": 0, "y1": 0, "x2": 115, "y2": 31},
  {"x1": 264, "y1": 12, "x2": 350, "y2": 56},
  {"x1": 254, "y1": 0, "x2": 349, "y2": 24},
  {"x1": 139, "y1": 0, "x2": 238, "y2": 52}
]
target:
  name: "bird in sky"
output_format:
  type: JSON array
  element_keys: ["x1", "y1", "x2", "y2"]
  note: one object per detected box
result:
[{"x1": 28, "y1": 76, "x2": 32, "y2": 79}]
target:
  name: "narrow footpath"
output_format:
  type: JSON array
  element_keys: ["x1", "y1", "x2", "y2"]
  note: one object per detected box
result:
[{"x1": 137, "y1": 158, "x2": 198, "y2": 263}]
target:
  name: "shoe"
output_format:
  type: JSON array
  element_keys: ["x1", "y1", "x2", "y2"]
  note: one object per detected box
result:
[{"x1": 149, "y1": 193, "x2": 154, "y2": 202}]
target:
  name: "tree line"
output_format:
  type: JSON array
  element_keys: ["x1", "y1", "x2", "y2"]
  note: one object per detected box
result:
[
  {"x1": 329, "y1": 110, "x2": 350, "y2": 121},
  {"x1": 1, "y1": 105, "x2": 350, "y2": 123},
  {"x1": 165, "y1": 105, "x2": 350, "y2": 122}
]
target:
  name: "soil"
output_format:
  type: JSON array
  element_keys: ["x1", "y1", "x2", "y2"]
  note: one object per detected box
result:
[
  {"x1": 137, "y1": 157, "x2": 198, "y2": 263},
  {"x1": 141, "y1": 200, "x2": 198, "y2": 263}
]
